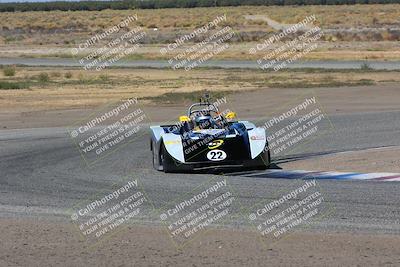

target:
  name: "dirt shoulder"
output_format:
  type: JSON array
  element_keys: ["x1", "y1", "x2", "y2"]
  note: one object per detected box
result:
[
  {"x1": 1, "y1": 83, "x2": 400, "y2": 129},
  {"x1": 0, "y1": 218, "x2": 398, "y2": 266},
  {"x1": 2, "y1": 67, "x2": 398, "y2": 114},
  {"x1": 280, "y1": 146, "x2": 400, "y2": 173}
]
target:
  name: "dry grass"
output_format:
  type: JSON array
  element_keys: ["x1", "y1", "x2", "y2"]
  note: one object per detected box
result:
[
  {"x1": 2, "y1": 43, "x2": 400, "y2": 61},
  {"x1": 0, "y1": 5, "x2": 399, "y2": 61},
  {"x1": 0, "y1": 66, "x2": 399, "y2": 112},
  {"x1": 1, "y1": 5, "x2": 399, "y2": 32}
]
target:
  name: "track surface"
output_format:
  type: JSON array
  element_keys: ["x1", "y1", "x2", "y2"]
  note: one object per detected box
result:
[{"x1": 1, "y1": 110, "x2": 400, "y2": 234}]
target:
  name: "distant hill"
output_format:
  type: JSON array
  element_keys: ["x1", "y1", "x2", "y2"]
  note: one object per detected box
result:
[
  {"x1": 1, "y1": 0, "x2": 399, "y2": 12},
  {"x1": 1, "y1": 0, "x2": 105, "y2": 2},
  {"x1": 1, "y1": 0, "x2": 100, "y2": 2}
]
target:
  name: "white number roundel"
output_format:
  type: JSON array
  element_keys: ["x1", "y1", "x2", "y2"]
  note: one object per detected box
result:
[{"x1": 206, "y1": 149, "x2": 227, "y2": 161}]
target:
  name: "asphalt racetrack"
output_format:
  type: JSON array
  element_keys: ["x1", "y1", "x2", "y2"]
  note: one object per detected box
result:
[{"x1": 1, "y1": 109, "x2": 400, "y2": 234}]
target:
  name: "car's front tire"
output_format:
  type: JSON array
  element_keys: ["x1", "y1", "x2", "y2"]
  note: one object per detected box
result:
[{"x1": 160, "y1": 142, "x2": 178, "y2": 173}]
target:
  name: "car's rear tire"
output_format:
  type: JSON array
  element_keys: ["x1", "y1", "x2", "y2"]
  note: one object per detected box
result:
[
  {"x1": 250, "y1": 147, "x2": 270, "y2": 170},
  {"x1": 262, "y1": 148, "x2": 271, "y2": 168}
]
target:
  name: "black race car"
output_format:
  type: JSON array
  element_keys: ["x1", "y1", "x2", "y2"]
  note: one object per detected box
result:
[{"x1": 150, "y1": 98, "x2": 270, "y2": 173}]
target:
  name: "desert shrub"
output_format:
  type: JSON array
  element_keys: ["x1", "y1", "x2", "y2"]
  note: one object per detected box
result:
[
  {"x1": 3, "y1": 66, "x2": 15, "y2": 76},
  {"x1": 98, "y1": 74, "x2": 109, "y2": 82},
  {"x1": 0, "y1": 0, "x2": 398, "y2": 13},
  {"x1": 0, "y1": 81, "x2": 29, "y2": 89},
  {"x1": 37, "y1": 72, "x2": 50, "y2": 83},
  {"x1": 78, "y1": 73, "x2": 84, "y2": 81},
  {"x1": 64, "y1": 72, "x2": 73, "y2": 79}
]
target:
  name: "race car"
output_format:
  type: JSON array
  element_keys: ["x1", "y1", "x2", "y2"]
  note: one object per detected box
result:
[{"x1": 150, "y1": 97, "x2": 270, "y2": 173}]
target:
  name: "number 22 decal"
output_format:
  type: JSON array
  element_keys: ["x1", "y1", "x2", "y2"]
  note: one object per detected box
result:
[{"x1": 206, "y1": 149, "x2": 227, "y2": 161}]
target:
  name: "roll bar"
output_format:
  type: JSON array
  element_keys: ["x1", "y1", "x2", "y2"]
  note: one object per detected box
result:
[{"x1": 187, "y1": 102, "x2": 220, "y2": 117}]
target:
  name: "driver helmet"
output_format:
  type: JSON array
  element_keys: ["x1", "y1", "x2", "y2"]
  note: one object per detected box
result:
[{"x1": 195, "y1": 115, "x2": 213, "y2": 129}]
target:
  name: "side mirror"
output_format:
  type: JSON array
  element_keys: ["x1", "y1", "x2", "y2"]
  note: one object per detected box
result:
[
  {"x1": 179, "y1": 115, "x2": 190, "y2": 122},
  {"x1": 225, "y1": 112, "x2": 237, "y2": 120}
]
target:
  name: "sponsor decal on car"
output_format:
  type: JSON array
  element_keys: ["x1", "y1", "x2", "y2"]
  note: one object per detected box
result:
[
  {"x1": 250, "y1": 135, "x2": 264, "y2": 140},
  {"x1": 164, "y1": 140, "x2": 181, "y2": 145},
  {"x1": 208, "y1": 139, "x2": 224, "y2": 149}
]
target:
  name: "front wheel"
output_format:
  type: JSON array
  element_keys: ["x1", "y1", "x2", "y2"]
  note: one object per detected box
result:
[
  {"x1": 160, "y1": 143, "x2": 178, "y2": 173},
  {"x1": 152, "y1": 147, "x2": 158, "y2": 170}
]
